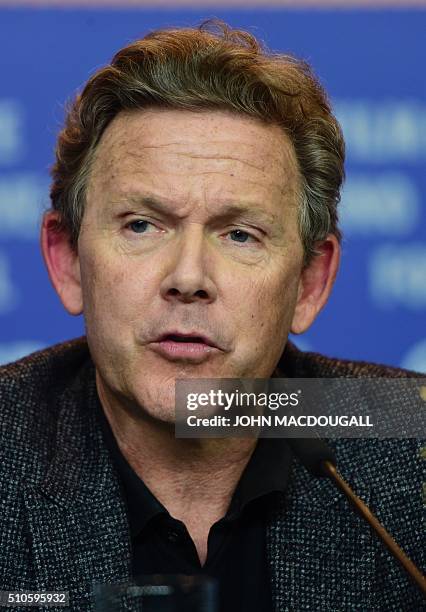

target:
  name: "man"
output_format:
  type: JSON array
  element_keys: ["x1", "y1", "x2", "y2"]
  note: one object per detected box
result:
[{"x1": 0, "y1": 21, "x2": 423, "y2": 611}]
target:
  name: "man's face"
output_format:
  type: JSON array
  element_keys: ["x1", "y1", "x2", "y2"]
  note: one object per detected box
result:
[{"x1": 76, "y1": 109, "x2": 306, "y2": 421}]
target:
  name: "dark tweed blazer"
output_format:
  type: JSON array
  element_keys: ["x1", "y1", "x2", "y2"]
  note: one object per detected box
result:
[{"x1": 0, "y1": 338, "x2": 424, "y2": 611}]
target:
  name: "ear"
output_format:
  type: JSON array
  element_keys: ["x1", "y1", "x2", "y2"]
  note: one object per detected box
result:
[
  {"x1": 40, "y1": 211, "x2": 83, "y2": 315},
  {"x1": 290, "y1": 234, "x2": 340, "y2": 335}
]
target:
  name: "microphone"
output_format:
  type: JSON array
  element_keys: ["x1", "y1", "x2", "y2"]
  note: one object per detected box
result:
[
  {"x1": 282, "y1": 437, "x2": 336, "y2": 477},
  {"x1": 285, "y1": 437, "x2": 426, "y2": 597}
]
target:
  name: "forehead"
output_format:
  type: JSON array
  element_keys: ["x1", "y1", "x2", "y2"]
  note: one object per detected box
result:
[{"x1": 88, "y1": 108, "x2": 300, "y2": 210}]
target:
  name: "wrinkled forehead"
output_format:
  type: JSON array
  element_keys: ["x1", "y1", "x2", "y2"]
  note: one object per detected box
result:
[{"x1": 87, "y1": 108, "x2": 301, "y2": 210}]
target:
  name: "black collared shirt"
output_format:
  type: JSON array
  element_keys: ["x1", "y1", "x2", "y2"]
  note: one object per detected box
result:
[{"x1": 94, "y1": 398, "x2": 292, "y2": 612}]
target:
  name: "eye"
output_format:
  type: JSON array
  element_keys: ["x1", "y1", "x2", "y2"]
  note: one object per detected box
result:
[
  {"x1": 127, "y1": 219, "x2": 155, "y2": 234},
  {"x1": 227, "y1": 229, "x2": 258, "y2": 244}
]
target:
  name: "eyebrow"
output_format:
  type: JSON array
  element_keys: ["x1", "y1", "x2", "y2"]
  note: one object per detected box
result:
[{"x1": 112, "y1": 193, "x2": 278, "y2": 227}]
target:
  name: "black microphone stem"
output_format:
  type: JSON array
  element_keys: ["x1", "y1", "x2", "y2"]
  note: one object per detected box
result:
[{"x1": 322, "y1": 460, "x2": 426, "y2": 596}]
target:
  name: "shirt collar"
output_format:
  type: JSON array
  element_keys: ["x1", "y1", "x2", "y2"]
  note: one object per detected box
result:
[
  {"x1": 225, "y1": 437, "x2": 292, "y2": 520},
  {"x1": 94, "y1": 397, "x2": 167, "y2": 535}
]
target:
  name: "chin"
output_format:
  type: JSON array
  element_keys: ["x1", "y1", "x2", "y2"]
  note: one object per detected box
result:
[
  {"x1": 132, "y1": 381, "x2": 177, "y2": 423},
  {"x1": 143, "y1": 406, "x2": 177, "y2": 427}
]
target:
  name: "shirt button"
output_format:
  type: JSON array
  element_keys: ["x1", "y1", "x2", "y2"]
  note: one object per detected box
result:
[{"x1": 167, "y1": 529, "x2": 181, "y2": 543}]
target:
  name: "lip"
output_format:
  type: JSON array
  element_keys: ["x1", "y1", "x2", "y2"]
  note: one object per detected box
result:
[
  {"x1": 149, "y1": 331, "x2": 221, "y2": 363},
  {"x1": 156, "y1": 330, "x2": 218, "y2": 348}
]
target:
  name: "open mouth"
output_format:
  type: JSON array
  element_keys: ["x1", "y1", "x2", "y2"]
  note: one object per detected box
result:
[
  {"x1": 166, "y1": 334, "x2": 206, "y2": 343},
  {"x1": 151, "y1": 332, "x2": 218, "y2": 362}
]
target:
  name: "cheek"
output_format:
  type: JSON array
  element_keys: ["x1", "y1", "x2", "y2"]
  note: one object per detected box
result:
[
  {"x1": 81, "y1": 256, "x2": 120, "y2": 319},
  {"x1": 250, "y1": 263, "x2": 299, "y2": 316},
  {"x1": 80, "y1": 249, "x2": 158, "y2": 325},
  {"x1": 79, "y1": 250, "x2": 157, "y2": 382},
  {"x1": 238, "y1": 266, "x2": 300, "y2": 349}
]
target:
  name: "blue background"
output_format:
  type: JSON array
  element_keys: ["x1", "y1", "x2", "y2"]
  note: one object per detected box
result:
[{"x1": 0, "y1": 8, "x2": 425, "y2": 370}]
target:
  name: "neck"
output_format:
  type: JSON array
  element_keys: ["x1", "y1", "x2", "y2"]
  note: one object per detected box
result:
[{"x1": 96, "y1": 373, "x2": 257, "y2": 563}]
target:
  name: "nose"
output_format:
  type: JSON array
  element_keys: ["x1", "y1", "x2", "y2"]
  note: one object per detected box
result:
[{"x1": 159, "y1": 225, "x2": 217, "y2": 304}]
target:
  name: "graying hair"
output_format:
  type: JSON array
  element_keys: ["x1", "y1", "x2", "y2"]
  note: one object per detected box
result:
[{"x1": 50, "y1": 20, "x2": 345, "y2": 264}]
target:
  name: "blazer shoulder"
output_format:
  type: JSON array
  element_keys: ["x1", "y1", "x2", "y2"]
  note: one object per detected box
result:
[
  {"x1": 280, "y1": 341, "x2": 425, "y2": 378},
  {"x1": 0, "y1": 336, "x2": 91, "y2": 390},
  {"x1": 0, "y1": 337, "x2": 92, "y2": 449}
]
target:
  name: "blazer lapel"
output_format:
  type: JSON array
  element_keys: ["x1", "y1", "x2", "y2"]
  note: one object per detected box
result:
[
  {"x1": 22, "y1": 364, "x2": 132, "y2": 608},
  {"x1": 267, "y1": 457, "x2": 375, "y2": 611}
]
